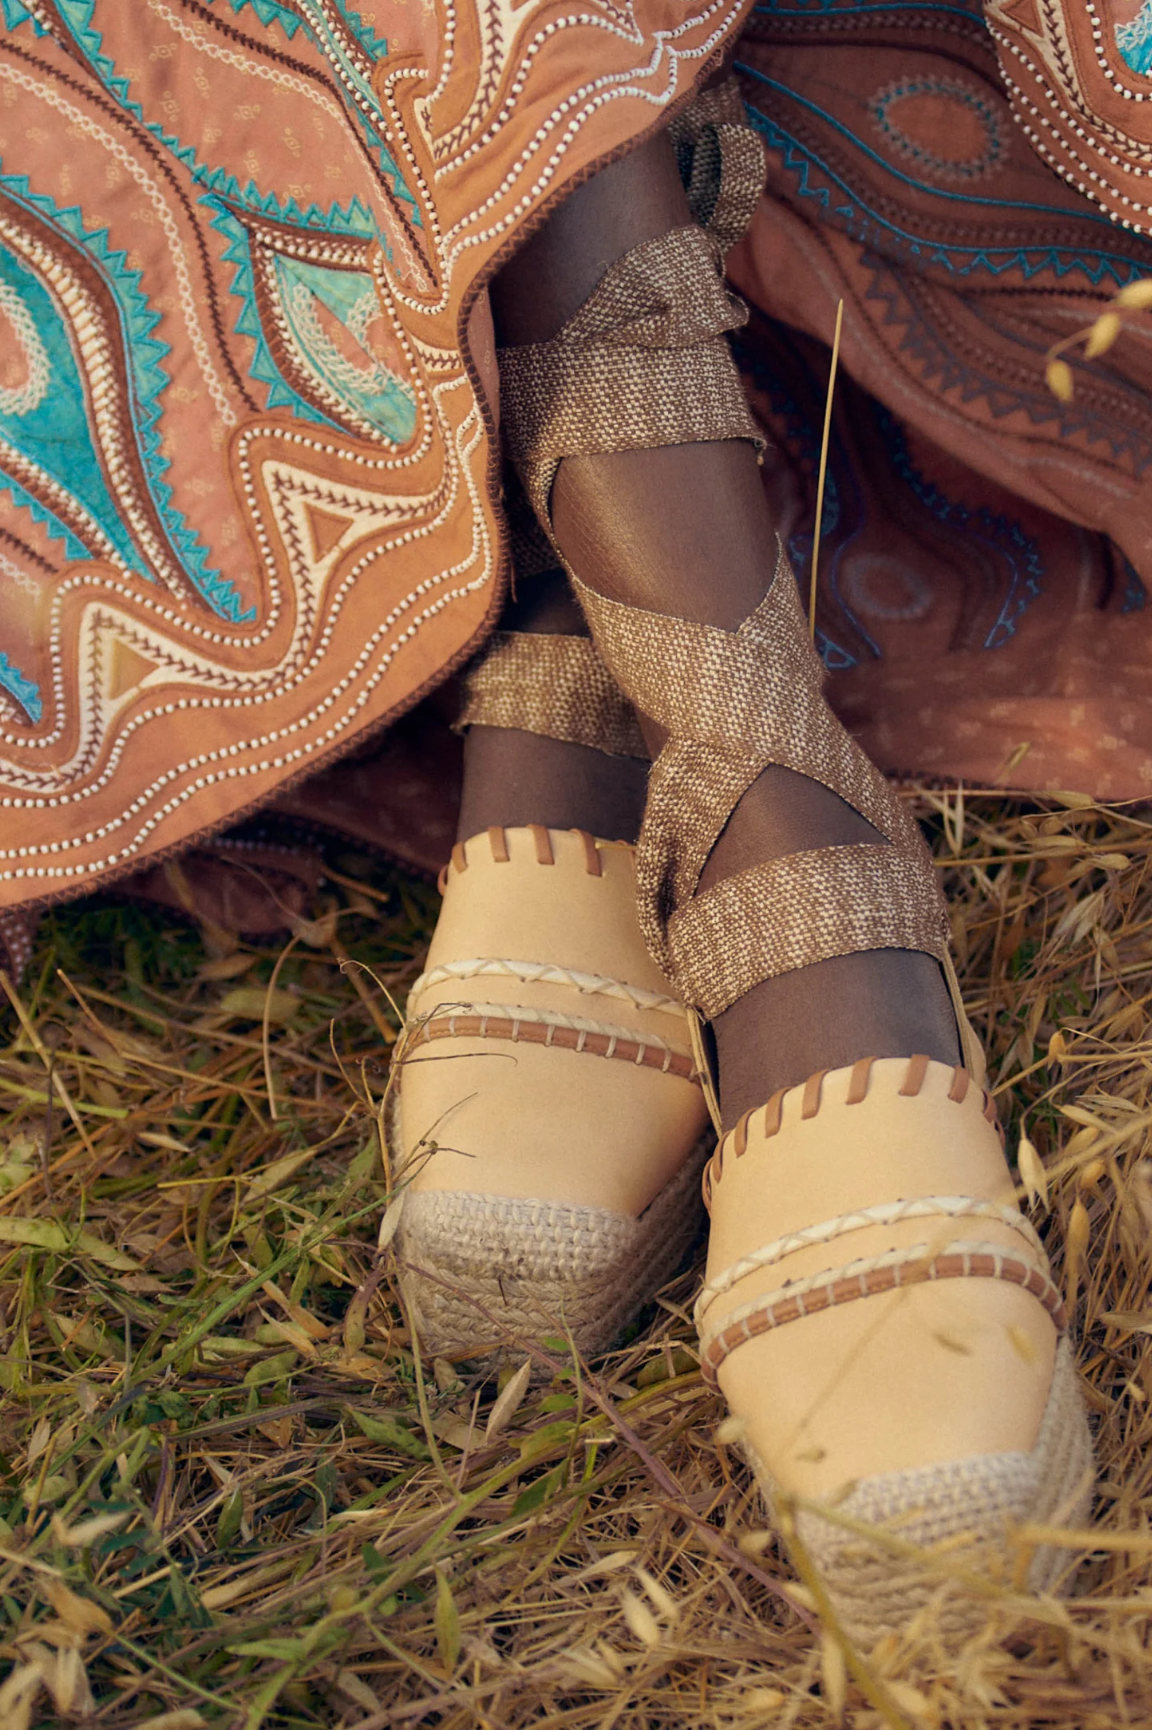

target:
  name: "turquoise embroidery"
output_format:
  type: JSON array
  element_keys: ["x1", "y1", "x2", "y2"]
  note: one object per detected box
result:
[
  {"x1": 272, "y1": 256, "x2": 416, "y2": 440},
  {"x1": 209, "y1": 0, "x2": 389, "y2": 59},
  {"x1": 870, "y1": 77, "x2": 1006, "y2": 183},
  {"x1": 739, "y1": 68, "x2": 1142, "y2": 284},
  {"x1": 43, "y1": 0, "x2": 417, "y2": 225},
  {"x1": 0, "y1": 170, "x2": 253, "y2": 622},
  {"x1": 1117, "y1": 1, "x2": 1152, "y2": 76},
  {"x1": 0, "y1": 1, "x2": 48, "y2": 30},
  {"x1": 0, "y1": 652, "x2": 42, "y2": 725},
  {"x1": 210, "y1": 197, "x2": 417, "y2": 442}
]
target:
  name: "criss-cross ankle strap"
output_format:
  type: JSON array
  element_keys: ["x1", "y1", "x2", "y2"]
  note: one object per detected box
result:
[
  {"x1": 456, "y1": 630, "x2": 648, "y2": 759},
  {"x1": 573, "y1": 549, "x2": 949, "y2": 1015},
  {"x1": 498, "y1": 224, "x2": 763, "y2": 529},
  {"x1": 669, "y1": 75, "x2": 768, "y2": 253}
]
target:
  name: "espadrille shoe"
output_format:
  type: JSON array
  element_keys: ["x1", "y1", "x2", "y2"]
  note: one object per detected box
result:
[
  {"x1": 391, "y1": 823, "x2": 711, "y2": 1361},
  {"x1": 492, "y1": 77, "x2": 1094, "y2": 1628},
  {"x1": 697, "y1": 1056, "x2": 1094, "y2": 1644}
]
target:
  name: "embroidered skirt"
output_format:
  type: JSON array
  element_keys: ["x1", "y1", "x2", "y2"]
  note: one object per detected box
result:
[{"x1": 2, "y1": 0, "x2": 1152, "y2": 963}]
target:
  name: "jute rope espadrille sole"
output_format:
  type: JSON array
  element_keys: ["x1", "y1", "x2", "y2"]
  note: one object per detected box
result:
[
  {"x1": 698, "y1": 1056, "x2": 1094, "y2": 1645},
  {"x1": 390, "y1": 824, "x2": 711, "y2": 1363}
]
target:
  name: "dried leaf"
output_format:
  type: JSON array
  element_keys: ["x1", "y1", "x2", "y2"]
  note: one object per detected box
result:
[
  {"x1": 0, "y1": 1219, "x2": 139, "y2": 1271},
  {"x1": 434, "y1": 1568, "x2": 461, "y2": 1674},
  {"x1": 376, "y1": 1190, "x2": 405, "y2": 1252},
  {"x1": 244, "y1": 1147, "x2": 316, "y2": 1199},
  {"x1": 484, "y1": 1356, "x2": 532, "y2": 1441},
  {"x1": 1045, "y1": 357, "x2": 1074, "y2": 401},
  {"x1": 219, "y1": 985, "x2": 299, "y2": 1024},
  {"x1": 196, "y1": 952, "x2": 254, "y2": 982},
  {"x1": 334, "y1": 1672, "x2": 380, "y2": 1714}
]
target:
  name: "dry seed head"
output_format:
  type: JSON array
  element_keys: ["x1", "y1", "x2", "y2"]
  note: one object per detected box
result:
[
  {"x1": 1079, "y1": 1157, "x2": 1107, "y2": 1191},
  {"x1": 1117, "y1": 277, "x2": 1152, "y2": 308},
  {"x1": 634, "y1": 1565, "x2": 678, "y2": 1623},
  {"x1": 820, "y1": 1626, "x2": 848, "y2": 1721},
  {"x1": 1017, "y1": 1134, "x2": 1049, "y2": 1209},
  {"x1": 620, "y1": 1587, "x2": 661, "y2": 1648},
  {"x1": 1085, "y1": 312, "x2": 1121, "y2": 358},
  {"x1": 1066, "y1": 1197, "x2": 1091, "y2": 1304},
  {"x1": 1128, "y1": 1159, "x2": 1152, "y2": 1234},
  {"x1": 1045, "y1": 357, "x2": 1074, "y2": 401},
  {"x1": 737, "y1": 1529, "x2": 772, "y2": 1557}
]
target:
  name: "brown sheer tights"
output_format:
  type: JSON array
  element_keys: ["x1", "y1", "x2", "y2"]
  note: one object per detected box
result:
[{"x1": 467, "y1": 130, "x2": 957, "y2": 1128}]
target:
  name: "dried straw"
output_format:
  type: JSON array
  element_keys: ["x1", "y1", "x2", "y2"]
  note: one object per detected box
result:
[{"x1": 1, "y1": 793, "x2": 1152, "y2": 1727}]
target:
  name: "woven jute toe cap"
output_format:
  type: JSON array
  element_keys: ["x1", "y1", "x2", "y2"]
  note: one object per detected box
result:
[
  {"x1": 395, "y1": 1137, "x2": 709, "y2": 1364},
  {"x1": 780, "y1": 1336, "x2": 1095, "y2": 1647}
]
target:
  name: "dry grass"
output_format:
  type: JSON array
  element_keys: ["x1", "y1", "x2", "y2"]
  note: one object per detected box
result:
[{"x1": 2, "y1": 793, "x2": 1152, "y2": 1728}]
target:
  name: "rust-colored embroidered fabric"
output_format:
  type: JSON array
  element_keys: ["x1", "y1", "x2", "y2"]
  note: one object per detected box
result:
[
  {"x1": 456, "y1": 632, "x2": 647, "y2": 759},
  {"x1": 0, "y1": 1, "x2": 747, "y2": 922},
  {"x1": 12, "y1": 2, "x2": 1152, "y2": 947}
]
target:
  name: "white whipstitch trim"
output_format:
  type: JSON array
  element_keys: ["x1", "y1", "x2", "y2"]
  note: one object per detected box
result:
[
  {"x1": 695, "y1": 1196, "x2": 1045, "y2": 1325},
  {"x1": 408, "y1": 999, "x2": 693, "y2": 1066},
  {"x1": 699, "y1": 1238, "x2": 1052, "y2": 1351},
  {"x1": 409, "y1": 958, "x2": 686, "y2": 1017}
]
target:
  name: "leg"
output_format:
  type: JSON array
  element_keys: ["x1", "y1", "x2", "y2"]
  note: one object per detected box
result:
[
  {"x1": 491, "y1": 135, "x2": 958, "y2": 1128},
  {"x1": 488, "y1": 120, "x2": 1092, "y2": 1640},
  {"x1": 456, "y1": 564, "x2": 646, "y2": 845}
]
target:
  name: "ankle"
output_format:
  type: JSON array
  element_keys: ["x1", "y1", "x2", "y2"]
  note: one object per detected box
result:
[
  {"x1": 712, "y1": 953, "x2": 961, "y2": 1128},
  {"x1": 457, "y1": 726, "x2": 645, "y2": 844}
]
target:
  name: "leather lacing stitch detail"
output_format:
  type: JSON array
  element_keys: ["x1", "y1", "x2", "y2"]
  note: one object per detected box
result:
[
  {"x1": 437, "y1": 825, "x2": 615, "y2": 893},
  {"x1": 697, "y1": 1242, "x2": 1067, "y2": 1388},
  {"x1": 702, "y1": 1056, "x2": 1001, "y2": 1209},
  {"x1": 694, "y1": 1054, "x2": 1060, "y2": 1388},
  {"x1": 403, "y1": 1003, "x2": 699, "y2": 1081}
]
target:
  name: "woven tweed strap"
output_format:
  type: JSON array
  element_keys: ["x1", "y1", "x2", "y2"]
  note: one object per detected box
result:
[
  {"x1": 572, "y1": 548, "x2": 949, "y2": 1016},
  {"x1": 497, "y1": 223, "x2": 763, "y2": 529},
  {"x1": 456, "y1": 630, "x2": 647, "y2": 759},
  {"x1": 668, "y1": 75, "x2": 767, "y2": 254}
]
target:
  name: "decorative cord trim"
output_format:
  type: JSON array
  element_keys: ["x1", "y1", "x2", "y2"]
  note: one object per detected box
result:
[
  {"x1": 694, "y1": 1196, "x2": 1047, "y2": 1325},
  {"x1": 409, "y1": 957, "x2": 687, "y2": 1019},
  {"x1": 699, "y1": 1241, "x2": 1067, "y2": 1387},
  {"x1": 403, "y1": 1004, "x2": 699, "y2": 1081}
]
